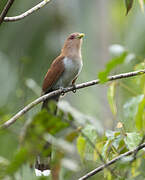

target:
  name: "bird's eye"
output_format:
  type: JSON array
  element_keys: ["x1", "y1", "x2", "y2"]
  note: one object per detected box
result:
[{"x1": 69, "y1": 35, "x2": 75, "y2": 40}]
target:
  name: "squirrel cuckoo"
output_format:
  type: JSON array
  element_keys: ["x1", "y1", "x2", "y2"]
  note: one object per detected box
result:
[{"x1": 35, "y1": 32, "x2": 84, "y2": 176}]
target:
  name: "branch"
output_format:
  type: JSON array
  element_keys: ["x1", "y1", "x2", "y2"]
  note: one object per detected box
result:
[
  {"x1": 0, "y1": 0, "x2": 15, "y2": 25},
  {"x1": 0, "y1": 69, "x2": 144, "y2": 129},
  {"x1": 79, "y1": 142, "x2": 145, "y2": 180},
  {"x1": 4, "y1": 0, "x2": 51, "y2": 22}
]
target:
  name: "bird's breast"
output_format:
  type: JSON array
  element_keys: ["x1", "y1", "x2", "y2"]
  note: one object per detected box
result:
[{"x1": 54, "y1": 57, "x2": 83, "y2": 88}]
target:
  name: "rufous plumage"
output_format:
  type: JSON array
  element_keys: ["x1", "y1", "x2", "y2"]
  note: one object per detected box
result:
[{"x1": 41, "y1": 32, "x2": 84, "y2": 109}]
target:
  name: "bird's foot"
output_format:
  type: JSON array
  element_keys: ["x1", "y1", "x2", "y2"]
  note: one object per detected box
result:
[
  {"x1": 60, "y1": 87, "x2": 65, "y2": 96},
  {"x1": 72, "y1": 84, "x2": 76, "y2": 93}
]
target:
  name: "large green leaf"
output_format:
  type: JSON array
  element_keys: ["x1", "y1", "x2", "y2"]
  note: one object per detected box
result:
[
  {"x1": 124, "y1": 132, "x2": 142, "y2": 150},
  {"x1": 77, "y1": 124, "x2": 98, "y2": 161},
  {"x1": 123, "y1": 95, "x2": 144, "y2": 127},
  {"x1": 135, "y1": 97, "x2": 145, "y2": 131},
  {"x1": 77, "y1": 135, "x2": 86, "y2": 161},
  {"x1": 22, "y1": 108, "x2": 70, "y2": 159},
  {"x1": 105, "y1": 130, "x2": 120, "y2": 140},
  {"x1": 107, "y1": 82, "x2": 117, "y2": 116},
  {"x1": 28, "y1": 109, "x2": 69, "y2": 137},
  {"x1": 6, "y1": 148, "x2": 28, "y2": 175},
  {"x1": 133, "y1": 61, "x2": 145, "y2": 94},
  {"x1": 0, "y1": 157, "x2": 9, "y2": 179},
  {"x1": 138, "y1": 0, "x2": 144, "y2": 12},
  {"x1": 102, "y1": 139, "x2": 112, "y2": 159},
  {"x1": 102, "y1": 130, "x2": 124, "y2": 159},
  {"x1": 82, "y1": 125, "x2": 98, "y2": 161}
]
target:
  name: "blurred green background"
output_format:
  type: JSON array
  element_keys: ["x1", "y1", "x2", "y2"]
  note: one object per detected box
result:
[{"x1": 0, "y1": 0, "x2": 145, "y2": 179}]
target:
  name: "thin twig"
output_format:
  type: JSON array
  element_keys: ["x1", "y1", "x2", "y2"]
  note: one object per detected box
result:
[
  {"x1": 79, "y1": 142, "x2": 145, "y2": 180},
  {"x1": 4, "y1": 0, "x2": 51, "y2": 22},
  {"x1": 0, "y1": 69, "x2": 145, "y2": 129},
  {"x1": 0, "y1": 0, "x2": 15, "y2": 25}
]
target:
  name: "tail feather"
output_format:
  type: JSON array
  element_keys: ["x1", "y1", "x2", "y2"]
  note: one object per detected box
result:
[
  {"x1": 35, "y1": 155, "x2": 51, "y2": 176},
  {"x1": 34, "y1": 92, "x2": 60, "y2": 176},
  {"x1": 35, "y1": 168, "x2": 51, "y2": 176}
]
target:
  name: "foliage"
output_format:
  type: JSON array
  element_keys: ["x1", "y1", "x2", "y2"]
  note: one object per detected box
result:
[
  {"x1": 124, "y1": 0, "x2": 144, "y2": 15},
  {"x1": 125, "y1": 0, "x2": 134, "y2": 15},
  {"x1": 0, "y1": 56, "x2": 144, "y2": 179},
  {"x1": 98, "y1": 49, "x2": 127, "y2": 83}
]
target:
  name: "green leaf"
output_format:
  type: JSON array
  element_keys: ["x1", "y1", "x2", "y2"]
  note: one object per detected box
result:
[
  {"x1": 124, "y1": 132, "x2": 142, "y2": 150},
  {"x1": 102, "y1": 139, "x2": 112, "y2": 159},
  {"x1": 138, "y1": 0, "x2": 144, "y2": 12},
  {"x1": 77, "y1": 125, "x2": 98, "y2": 161},
  {"x1": 107, "y1": 82, "x2": 117, "y2": 116},
  {"x1": 123, "y1": 95, "x2": 144, "y2": 124},
  {"x1": 103, "y1": 131, "x2": 123, "y2": 159},
  {"x1": 77, "y1": 135, "x2": 86, "y2": 161},
  {"x1": 105, "y1": 130, "x2": 120, "y2": 140},
  {"x1": 30, "y1": 109, "x2": 69, "y2": 136},
  {"x1": 65, "y1": 130, "x2": 79, "y2": 142},
  {"x1": 104, "y1": 169, "x2": 113, "y2": 180},
  {"x1": 134, "y1": 61, "x2": 145, "y2": 94},
  {"x1": 98, "y1": 52, "x2": 127, "y2": 83},
  {"x1": 134, "y1": 61, "x2": 145, "y2": 70},
  {"x1": 112, "y1": 136, "x2": 124, "y2": 150},
  {"x1": 6, "y1": 148, "x2": 28, "y2": 175},
  {"x1": 131, "y1": 159, "x2": 141, "y2": 178},
  {"x1": 82, "y1": 124, "x2": 98, "y2": 143},
  {"x1": 135, "y1": 97, "x2": 145, "y2": 131},
  {"x1": 82, "y1": 125, "x2": 98, "y2": 161},
  {"x1": 23, "y1": 109, "x2": 69, "y2": 157},
  {"x1": 0, "y1": 157, "x2": 9, "y2": 179},
  {"x1": 125, "y1": 0, "x2": 134, "y2": 15}
]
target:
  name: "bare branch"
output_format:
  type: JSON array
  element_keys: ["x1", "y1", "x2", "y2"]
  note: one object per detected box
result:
[
  {"x1": 0, "y1": 69, "x2": 145, "y2": 129},
  {"x1": 4, "y1": 0, "x2": 51, "y2": 22},
  {"x1": 0, "y1": 0, "x2": 15, "y2": 25},
  {"x1": 79, "y1": 142, "x2": 145, "y2": 180}
]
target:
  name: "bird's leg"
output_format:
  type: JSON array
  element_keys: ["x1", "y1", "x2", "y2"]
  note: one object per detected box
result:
[{"x1": 71, "y1": 77, "x2": 77, "y2": 93}]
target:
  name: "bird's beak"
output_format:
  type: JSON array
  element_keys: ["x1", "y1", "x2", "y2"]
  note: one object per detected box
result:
[{"x1": 77, "y1": 33, "x2": 85, "y2": 39}]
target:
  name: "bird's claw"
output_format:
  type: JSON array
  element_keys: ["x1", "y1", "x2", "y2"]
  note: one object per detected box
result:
[
  {"x1": 72, "y1": 85, "x2": 76, "y2": 93},
  {"x1": 60, "y1": 87, "x2": 65, "y2": 96}
]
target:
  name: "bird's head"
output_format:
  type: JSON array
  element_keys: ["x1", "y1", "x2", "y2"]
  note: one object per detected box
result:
[{"x1": 62, "y1": 32, "x2": 85, "y2": 58}]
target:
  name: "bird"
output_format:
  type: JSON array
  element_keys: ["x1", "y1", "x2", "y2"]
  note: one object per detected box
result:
[{"x1": 35, "y1": 32, "x2": 84, "y2": 177}]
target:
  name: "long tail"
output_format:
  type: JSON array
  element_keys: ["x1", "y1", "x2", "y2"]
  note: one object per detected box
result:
[
  {"x1": 35, "y1": 155, "x2": 51, "y2": 176},
  {"x1": 35, "y1": 92, "x2": 60, "y2": 176}
]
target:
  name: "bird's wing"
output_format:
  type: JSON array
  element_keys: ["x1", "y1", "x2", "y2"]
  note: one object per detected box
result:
[{"x1": 42, "y1": 55, "x2": 65, "y2": 93}]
